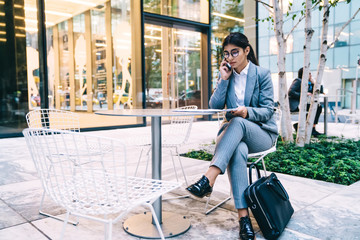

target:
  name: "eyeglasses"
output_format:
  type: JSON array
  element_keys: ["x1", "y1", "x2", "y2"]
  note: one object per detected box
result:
[{"x1": 223, "y1": 48, "x2": 240, "y2": 59}]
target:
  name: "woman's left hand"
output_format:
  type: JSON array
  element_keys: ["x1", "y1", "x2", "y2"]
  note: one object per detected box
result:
[{"x1": 231, "y1": 106, "x2": 248, "y2": 118}]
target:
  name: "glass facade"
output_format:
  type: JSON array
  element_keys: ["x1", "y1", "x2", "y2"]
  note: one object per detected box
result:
[
  {"x1": 257, "y1": 1, "x2": 360, "y2": 107},
  {"x1": 0, "y1": 0, "x2": 247, "y2": 137},
  {"x1": 0, "y1": 0, "x2": 28, "y2": 137},
  {"x1": 144, "y1": 24, "x2": 202, "y2": 109},
  {"x1": 210, "y1": 0, "x2": 245, "y2": 90}
]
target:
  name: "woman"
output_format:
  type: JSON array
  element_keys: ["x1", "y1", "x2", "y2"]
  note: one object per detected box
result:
[{"x1": 186, "y1": 32, "x2": 278, "y2": 240}]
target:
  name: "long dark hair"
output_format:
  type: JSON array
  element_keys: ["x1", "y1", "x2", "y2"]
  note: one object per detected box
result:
[{"x1": 222, "y1": 32, "x2": 259, "y2": 66}]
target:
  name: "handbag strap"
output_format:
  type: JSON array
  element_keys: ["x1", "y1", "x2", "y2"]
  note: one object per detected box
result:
[{"x1": 248, "y1": 162, "x2": 261, "y2": 185}]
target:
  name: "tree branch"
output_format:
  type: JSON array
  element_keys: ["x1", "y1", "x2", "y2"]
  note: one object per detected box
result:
[
  {"x1": 328, "y1": 8, "x2": 360, "y2": 49},
  {"x1": 285, "y1": 4, "x2": 319, "y2": 41},
  {"x1": 255, "y1": 0, "x2": 273, "y2": 9},
  {"x1": 285, "y1": 15, "x2": 305, "y2": 41}
]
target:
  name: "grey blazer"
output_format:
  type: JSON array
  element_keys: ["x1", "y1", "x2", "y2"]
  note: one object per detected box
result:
[{"x1": 209, "y1": 61, "x2": 278, "y2": 136}]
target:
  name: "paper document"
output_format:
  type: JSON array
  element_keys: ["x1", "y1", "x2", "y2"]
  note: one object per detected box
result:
[{"x1": 172, "y1": 108, "x2": 237, "y2": 113}]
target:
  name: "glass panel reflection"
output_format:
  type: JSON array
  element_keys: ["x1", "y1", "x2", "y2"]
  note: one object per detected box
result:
[
  {"x1": 73, "y1": 14, "x2": 87, "y2": 111},
  {"x1": 144, "y1": 24, "x2": 202, "y2": 109},
  {"x1": 58, "y1": 21, "x2": 70, "y2": 110},
  {"x1": 143, "y1": 0, "x2": 209, "y2": 24},
  {"x1": 210, "y1": 0, "x2": 245, "y2": 90},
  {"x1": 91, "y1": 6, "x2": 107, "y2": 110},
  {"x1": 112, "y1": 0, "x2": 133, "y2": 109}
]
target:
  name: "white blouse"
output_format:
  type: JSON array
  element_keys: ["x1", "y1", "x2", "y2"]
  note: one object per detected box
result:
[{"x1": 233, "y1": 61, "x2": 249, "y2": 106}]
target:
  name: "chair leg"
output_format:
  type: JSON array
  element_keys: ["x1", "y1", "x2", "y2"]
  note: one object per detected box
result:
[
  {"x1": 105, "y1": 221, "x2": 113, "y2": 240},
  {"x1": 169, "y1": 149, "x2": 180, "y2": 182},
  {"x1": 163, "y1": 147, "x2": 190, "y2": 201},
  {"x1": 204, "y1": 191, "x2": 232, "y2": 215},
  {"x1": 146, "y1": 203, "x2": 165, "y2": 240},
  {"x1": 60, "y1": 211, "x2": 70, "y2": 240},
  {"x1": 176, "y1": 147, "x2": 188, "y2": 186},
  {"x1": 39, "y1": 190, "x2": 79, "y2": 226},
  {"x1": 134, "y1": 147, "x2": 144, "y2": 177},
  {"x1": 144, "y1": 147, "x2": 151, "y2": 178}
]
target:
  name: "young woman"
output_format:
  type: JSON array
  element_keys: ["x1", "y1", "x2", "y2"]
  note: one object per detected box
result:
[{"x1": 186, "y1": 32, "x2": 278, "y2": 240}]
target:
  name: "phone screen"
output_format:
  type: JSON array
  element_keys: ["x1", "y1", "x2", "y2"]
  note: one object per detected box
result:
[{"x1": 225, "y1": 62, "x2": 232, "y2": 71}]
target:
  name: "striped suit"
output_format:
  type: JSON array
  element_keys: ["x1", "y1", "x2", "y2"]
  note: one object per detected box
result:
[{"x1": 209, "y1": 61, "x2": 278, "y2": 209}]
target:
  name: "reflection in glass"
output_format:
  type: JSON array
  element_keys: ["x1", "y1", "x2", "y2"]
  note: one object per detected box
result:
[
  {"x1": 112, "y1": 0, "x2": 133, "y2": 109},
  {"x1": 143, "y1": 0, "x2": 209, "y2": 24},
  {"x1": 73, "y1": 14, "x2": 87, "y2": 111},
  {"x1": 47, "y1": 28, "x2": 55, "y2": 109},
  {"x1": 58, "y1": 21, "x2": 70, "y2": 110},
  {"x1": 210, "y1": 0, "x2": 244, "y2": 90},
  {"x1": 91, "y1": 6, "x2": 107, "y2": 110},
  {"x1": 144, "y1": 24, "x2": 202, "y2": 109}
]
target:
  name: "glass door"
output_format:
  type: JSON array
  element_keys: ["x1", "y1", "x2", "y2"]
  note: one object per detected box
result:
[{"x1": 144, "y1": 24, "x2": 202, "y2": 109}]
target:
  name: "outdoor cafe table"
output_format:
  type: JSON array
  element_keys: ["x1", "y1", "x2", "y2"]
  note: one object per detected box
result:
[{"x1": 96, "y1": 108, "x2": 217, "y2": 238}]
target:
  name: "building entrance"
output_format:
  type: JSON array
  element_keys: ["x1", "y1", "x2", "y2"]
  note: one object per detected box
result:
[{"x1": 144, "y1": 23, "x2": 203, "y2": 109}]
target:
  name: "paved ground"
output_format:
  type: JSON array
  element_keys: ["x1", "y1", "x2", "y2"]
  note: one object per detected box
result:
[{"x1": 0, "y1": 119, "x2": 359, "y2": 240}]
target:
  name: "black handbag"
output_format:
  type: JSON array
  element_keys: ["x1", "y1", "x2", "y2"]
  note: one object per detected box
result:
[{"x1": 244, "y1": 163, "x2": 294, "y2": 240}]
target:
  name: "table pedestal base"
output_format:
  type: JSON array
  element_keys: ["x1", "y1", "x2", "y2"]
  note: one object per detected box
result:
[{"x1": 123, "y1": 211, "x2": 191, "y2": 239}]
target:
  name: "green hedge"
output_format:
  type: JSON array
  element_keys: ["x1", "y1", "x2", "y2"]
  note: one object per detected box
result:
[{"x1": 183, "y1": 137, "x2": 360, "y2": 186}]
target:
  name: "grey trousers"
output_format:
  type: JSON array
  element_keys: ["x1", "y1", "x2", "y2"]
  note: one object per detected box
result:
[{"x1": 211, "y1": 117, "x2": 275, "y2": 209}]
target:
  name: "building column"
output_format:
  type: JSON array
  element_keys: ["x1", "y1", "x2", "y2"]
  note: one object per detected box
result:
[
  {"x1": 244, "y1": 0, "x2": 257, "y2": 55},
  {"x1": 105, "y1": 1, "x2": 113, "y2": 110},
  {"x1": 85, "y1": 11, "x2": 93, "y2": 112}
]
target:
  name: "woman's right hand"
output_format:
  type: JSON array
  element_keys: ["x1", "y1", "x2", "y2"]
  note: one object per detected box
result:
[{"x1": 220, "y1": 59, "x2": 232, "y2": 80}]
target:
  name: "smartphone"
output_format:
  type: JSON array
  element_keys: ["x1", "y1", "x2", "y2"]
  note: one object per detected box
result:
[{"x1": 225, "y1": 62, "x2": 232, "y2": 71}]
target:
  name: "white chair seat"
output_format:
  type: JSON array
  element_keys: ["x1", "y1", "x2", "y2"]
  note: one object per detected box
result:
[{"x1": 59, "y1": 174, "x2": 179, "y2": 215}]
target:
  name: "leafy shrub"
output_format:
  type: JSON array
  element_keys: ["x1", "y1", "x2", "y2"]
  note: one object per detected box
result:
[{"x1": 183, "y1": 138, "x2": 360, "y2": 186}]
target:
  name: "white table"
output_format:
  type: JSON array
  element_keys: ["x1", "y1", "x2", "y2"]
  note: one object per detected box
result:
[{"x1": 96, "y1": 109, "x2": 217, "y2": 238}]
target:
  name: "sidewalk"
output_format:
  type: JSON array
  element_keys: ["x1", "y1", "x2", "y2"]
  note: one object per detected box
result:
[{"x1": 0, "y1": 120, "x2": 359, "y2": 239}]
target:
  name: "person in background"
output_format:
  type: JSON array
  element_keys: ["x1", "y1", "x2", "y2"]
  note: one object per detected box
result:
[
  {"x1": 186, "y1": 32, "x2": 278, "y2": 240},
  {"x1": 288, "y1": 67, "x2": 323, "y2": 136}
]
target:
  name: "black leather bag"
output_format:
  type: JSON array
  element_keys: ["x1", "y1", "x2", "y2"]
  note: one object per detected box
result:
[{"x1": 244, "y1": 163, "x2": 294, "y2": 240}]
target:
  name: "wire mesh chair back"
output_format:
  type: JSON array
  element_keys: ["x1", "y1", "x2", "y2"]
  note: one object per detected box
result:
[
  {"x1": 26, "y1": 109, "x2": 80, "y2": 132},
  {"x1": 23, "y1": 128, "x2": 179, "y2": 217},
  {"x1": 162, "y1": 105, "x2": 198, "y2": 147}
]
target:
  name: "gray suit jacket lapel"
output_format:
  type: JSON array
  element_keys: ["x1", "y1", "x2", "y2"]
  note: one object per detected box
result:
[
  {"x1": 227, "y1": 74, "x2": 238, "y2": 108},
  {"x1": 244, "y1": 62, "x2": 257, "y2": 107}
]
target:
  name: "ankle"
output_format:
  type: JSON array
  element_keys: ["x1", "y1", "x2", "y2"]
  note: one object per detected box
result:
[
  {"x1": 204, "y1": 174, "x2": 214, "y2": 187},
  {"x1": 204, "y1": 166, "x2": 221, "y2": 187}
]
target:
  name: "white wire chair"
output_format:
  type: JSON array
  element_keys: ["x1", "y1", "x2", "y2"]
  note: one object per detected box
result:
[
  {"x1": 26, "y1": 109, "x2": 80, "y2": 225},
  {"x1": 23, "y1": 128, "x2": 180, "y2": 240},
  {"x1": 26, "y1": 109, "x2": 80, "y2": 132},
  {"x1": 134, "y1": 105, "x2": 198, "y2": 199},
  {"x1": 339, "y1": 110, "x2": 360, "y2": 138}
]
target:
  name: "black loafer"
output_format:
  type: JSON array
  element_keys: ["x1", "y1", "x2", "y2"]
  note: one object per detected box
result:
[
  {"x1": 186, "y1": 175, "x2": 212, "y2": 198},
  {"x1": 239, "y1": 216, "x2": 255, "y2": 240},
  {"x1": 312, "y1": 128, "x2": 322, "y2": 137}
]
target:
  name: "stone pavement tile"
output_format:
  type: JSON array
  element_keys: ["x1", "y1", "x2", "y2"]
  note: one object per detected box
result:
[
  {"x1": 0, "y1": 200, "x2": 26, "y2": 229},
  {"x1": 275, "y1": 173, "x2": 344, "y2": 212},
  {"x1": 32, "y1": 194, "x2": 243, "y2": 240},
  {"x1": 286, "y1": 181, "x2": 360, "y2": 240},
  {"x1": 0, "y1": 223, "x2": 47, "y2": 240},
  {"x1": 0, "y1": 159, "x2": 38, "y2": 186},
  {"x1": 33, "y1": 215, "x2": 129, "y2": 240},
  {"x1": 0, "y1": 137, "x2": 29, "y2": 163},
  {"x1": 279, "y1": 228, "x2": 322, "y2": 240},
  {"x1": 0, "y1": 180, "x2": 65, "y2": 222}
]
